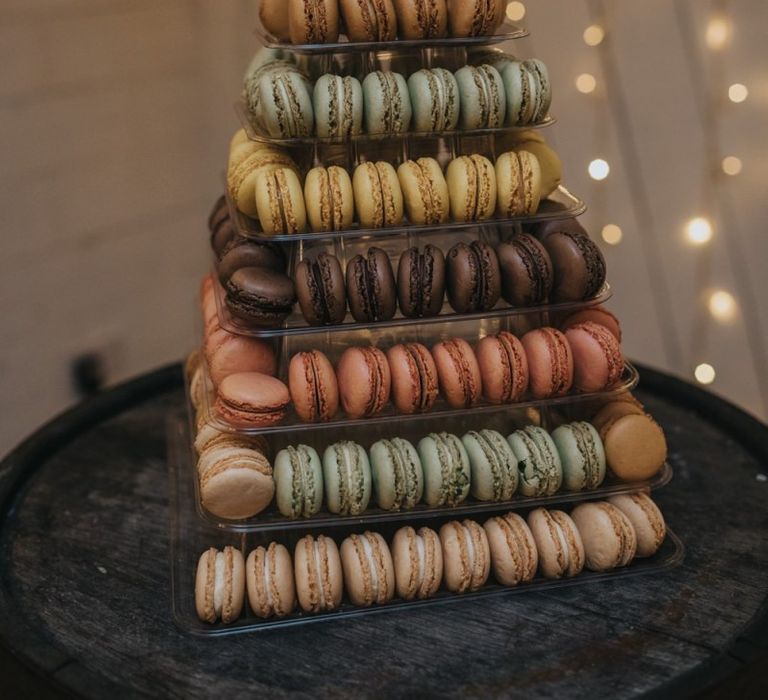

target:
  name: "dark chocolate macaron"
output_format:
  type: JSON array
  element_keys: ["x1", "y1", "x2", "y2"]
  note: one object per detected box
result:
[
  {"x1": 218, "y1": 241, "x2": 286, "y2": 284},
  {"x1": 497, "y1": 233, "x2": 554, "y2": 307},
  {"x1": 346, "y1": 247, "x2": 397, "y2": 323},
  {"x1": 397, "y1": 245, "x2": 446, "y2": 318},
  {"x1": 446, "y1": 241, "x2": 501, "y2": 314},
  {"x1": 225, "y1": 266, "x2": 296, "y2": 327},
  {"x1": 209, "y1": 194, "x2": 236, "y2": 259},
  {"x1": 539, "y1": 229, "x2": 606, "y2": 302},
  {"x1": 295, "y1": 253, "x2": 347, "y2": 326}
]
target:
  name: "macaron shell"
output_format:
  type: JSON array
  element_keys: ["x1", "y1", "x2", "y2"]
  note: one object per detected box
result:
[
  {"x1": 340, "y1": 531, "x2": 396, "y2": 606},
  {"x1": 463, "y1": 429, "x2": 518, "y2": 501},
  {"x1": 206, "y1": 333, "x2": 278, "y2": 387},
  {"x1": 392, "y1": 526, "x2": 443, "y2": 600},
  {"x1": 608, "y1": 492, "x2": 666, "y2": 557},
  {"x1": 246, "y1": 544, "x2": 296, "y2": 618},
  {"x1": 439, "y1": 520, "x2": 490, "y2": 593},
  {"x1": 346, "y1": 247, "x2": 397, "y2": 323},
  {"x1": 288, "y1": 350, "x2": 339, "y2": 423},
  {"x1": 218, "y1": 241, "x2": 286, "y2": 284},
  {"x1": 398, "y1": 158, "x2": 450, "y2": 225},
  {"x1": 508, "y1": 426, "x2": 563, "y2": 496},
  {"x1": 294, "y1": 535, "x2": 343, "y2": 613},
  {"x1": 304, "y1": 166, "x2": 355, "y2": 232},
  {"x1": 476, "y1": 332, "x2": 529, "y2": 404},
  {"x1": 294, "y1": 253, "x2": 347, "y2": 325},
  {"x1": 273, "y1": 444, "x2": 324, "y2": 518},
  {"x1": 447, "y1": 0, "x2": 505, "y2": 37},
  {"x1": 353, "y1": 160, "x2": 404, "y2": 228},
  {"x1": 446, "y1": 240, "x2": 502, "y2": 313},
  {"x1": 506, "y1": 130, "x2": 562, "y2": 198},
  {"x1": 199, "y1": 449, "x2": 274, "y2": 520},
  {"x1": 527, "y1": 508, "x2": 570, "y2": 579},
  {"x1": 455, "y1": 64, "x2": 506, "y2": 129},
  {"x1": 432, "y1": 338, "x2": 482, "y2": 408},
  {"x1": 561, "y1": 306, "x2": 622, "y2": 343},
  {"x1": 521, "y1": 327, "x2": 574, "y2": 399},
  {"x1": 495, "y1": 150, "x2": 542, "y2": 216},
  {"x1": 600, "y1": 413, "x2": 668, "y2": 481},
  {"x1": 322, "y1": 441, "x2": 372, "y2": 515},
  {"x1": 370, "y1": 437, "x2": 424, "y2": 510},
  {"x1": 540, "y1": 230, "x2": 607, "y2": 302},
  {"x1": 571, "y1": 502, "x2": 637, "y2": 572},
  {"x1": 483, "y1": 512, "x2": 538, "y2": 586},
  {"x1": 256, "y1": 70, "x2": 314, "y2": 138},
  {"x1": 566, "y1": 322, "x2": 625, "y2": 393},
  {"x1": 195, "y1": 547, "x2": 245, "y2": 624},
  {"x1": 392, "y1": 0, "x2": 447, "y2": 39},
  {"x1": 407, "y1": 69, "x2": 460, "y2": 133},
  {"x1": 551, "y1": 421, "x2": 606, "y2": 491},
  {"x1": 550, "y1": 510, "x2": 585, "y2": 577},
  {"x1": 496, "y1": 233, "x2": 554, "y2": 306},
  {"x1": 446, "y1": 155, "x2": 498, "y2": 222},
  {"x1": 592, "y1": 400, "x2": 645, "y2": 433},
  {"x1": 225, "y1": 266, "x2": 296, "y2": 327},
  {"x1": 227, "y1": 146, "x2": 298, "y2": 218},
  {"x1": 288, "y1": 0, "x2": 340, "y2": 44},
  {"x1": 397, "y1": 245, "x2": 446, "y2": 318},
  {"x1": 255, "y1": 167, "x2": 308, "y2": 235},
  {"x1": 339, "y1": 0, "x2": 397, "y2": 41},
  {"x1": 312, "y1": 74, "x2": 363, "y2": 138},
  {"x1": 337, "y1": 346, "x2": 392, "y2": 418},
  {"x1": 215, "y1": 372, "x2": 290, "y2": 426},
  {"x1": 387, "y1": 343, "x2": 439, "y2": 414},
  {"x1": 362, "y1": 71, "x2": 413, "y2": 134},
  {"x1": 418, "y1": 432, "x2": 471, "y2": 506},
  {"x1": 259, "y1": 0, "x2": 291, "y2": 40}
]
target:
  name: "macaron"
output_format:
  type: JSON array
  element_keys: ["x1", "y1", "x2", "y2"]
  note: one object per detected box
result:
[
  {"x1": 255, "y1": 167, "x2": 308, "y2": 235},
  {"x1": 243, "y1": 61, "x2": 305, "y2": 129},
  {"x1": 215, "y1": 372, "x2": 291, "y2": 427},
  {"x1": 189, "y1": 364, "x2": 213, "y2": 413},
  {"x1": 608, "y1": 492, "x2": 666, "y2": 557},
  {"x1": 571, "y1": 501, "x2": 638, "y2": 572},
  {"x1": 304, "y1": 165, "x2": 355, "y2": 232},
  {"x1": 273, "y1": 444, "x2": 324, "y2": 518},
  {"x1": 288, "y1": 0, "x2": 340, "y2": 44},
  {"x1": 370, "y1": 437, "x2": 424, "y2": 510},
  {"x1": 225, "y1": 267, "x2": 296, "y2": 328},
  {"x1": 561, "y1": 305, "x2": 622, "y2": 343},
  {"x1": 495, "y1": 150, "x2": 542, "y2": 217},
  {"x1": 551, "y1": 421, "x2": 606, "y2": 491},
  {"x1": 227, "y1": 144, "x2": 298, "y2": 218},
  {"x1": 194, "y1": 423, "x2": 269, "y2": 458},
  {"x1": 439, "y1": 519, "x2": 491, "y2": 593},
  {"x1": 476, "y1": 331, "x2": 529, "y2": 404},
  {"x1": 446, "y1": 155, "x2": 497, "y2": 222},
  {"x1": 340, "y1": 531, "x2": 396, "y2": 607},
  {"x1": 313, "y1": 74, "x2": 363, "y2": 138},
  {"x1": 392, "y1": 526, "x2": 443, "y2": 600},
  {"x1": 246, "y1": 543, "x2": 295, "y2": 618},
  {"x1": 294, "y1": 535, "x2": 343, "y2": 613},
  {"x1": 397, "y1": 244, "x2": 446, "y2": 318},
  {"x1": 197, "y1": 444, "x2": 275, "y2": 519},
  {"x1": 500, "y1": 60, "x2": 551, "y2": 126},
  {"x1": 527, "y1": 508, "x2": 585, "y2": 579},
  {"x1": 392, "y1": 0, "x2": 447, "y2": 39},
  {"x1": 432, "y1": 337, "x2": 482, "y2": 408},
  {"x1": 496, "y1": 233, "x2": 554, "y2": 306},
  {"x1": 387, "y1": 342, "x2": 439, "y2": 414},
  {"x1": 288, "y1": 350, "x2": 339, "y2": 422},
  {"x1": 397, "y1": 158, "x2": 450, "y2": 225},
  {"x1": 352, "y1": 161, "x2": 404, "y2": 228},
  {"x1": 407, "y1": 68, "x2": 460, "y2": 133},
  {"x1": 539, "y1": 229, "x2": 607, "y2": 302},
  {"x1": 462, "y1": 429, "x2": 519, "y2": 501},
  {"x1": 255, "y1": 69, "x2": 314, "y2": 138},
  {"x1": 507, "y1": 426, "x2": 562, "y2": 496},
  {"x1": 455, "y1": 64, "x2": 506, "y2": 129},
  {"x1": 218, "y1": 241, "x2": 286, "y2": 284},
  {"x1": 345, "y1": 247, "x2": 397, "y2": 323},
  {"x1": 592, "y1": 398, "x2": 645, "y2": 429},
  {"x1": 259, "y1": 0, "x2": 291, "y2": 41},
  {"x1": 565, "y1": 321, "x2": 625, "y2": 393},
  {"x1": 446, "y1": 240, "x2": 501, "y2": 313},
  {"x1": 361, "y1": 71, "x2": 412, "y2": 134},
  {"x1": 418, "y1": 432, "x2": 471, "y2": 507},
  {"x1": 323, "y1": 440, "x2": 372, "y2": 515},
  {"x1": 483, "y1": 512, "x2": 538, "y2": 586},
  {"x1": 503, "y1": 130, "x2": 562, "y2": 198},
  {"x1": 195, "y1": 546, "x2": 245, "y2": 624},
  {"x1": 205, "y1": 331, "x2": 278, "y2": 386},
  {"x1": 447, "y1": 0, "x2": 505, "y2": 37},
  {"x1": 521, "y1": 327, "x2": 574, "y2": 399},
  {"x1": 337, "y1": 346, "x2": 391, "y2": 418},
  {"x1": 294, "y1": 253, "x2": 347, "y2": 326},
  {"x1": 339, "y1": 0, "x2": 397, "y2": 41}
]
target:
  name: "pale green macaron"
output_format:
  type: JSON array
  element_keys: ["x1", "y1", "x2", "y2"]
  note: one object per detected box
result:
[
  {"x1": 454, "y1": 64, "x2": 506, "y2": 129},
  {"x1": 256, "y1": 69, "x2": 314, "y2": 138},
  {"x1": 551, "y1": 421, "x2": 606, "y2": 491},
  {"x1": 322, "y1": 441, "x2": 372, "y2": 516},
  {"x1": 417, "y1": 432, "x2": 471, "y2": 507},
  {"x1": 507, "y1": 426, "x2": 562, "y2": 496},
  {"x1": 273, "y1": 445, "x2": 323, "y2": 519},
  {"x1": 462, "y1": 429, "x2": 518, "y2": 501},
  {"x1": 362, "y1": 71, "x2": 412, "y2": 135},
  {"x1": 407, "y1": 68, "x2": 460, "y2": 133},
  {"x1": 313, "y1": 74, "x2": 363, "y2": 138},
  {"x1": 370, "y1": 438, "x2": 424, "y2": 511},
  {"x1": 501, "y1": 59, "x2": 551, "y2": 126}
]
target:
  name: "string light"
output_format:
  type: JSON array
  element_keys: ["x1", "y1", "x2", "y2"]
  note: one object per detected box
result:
[
  {"x1": 576, "y1": 73, "x2": 597, "y2": 94},
  {"x1": 685, "y1": 217, "x2": 713, "y2": 245},
  {"x1": 728, "y1": 83, "x2": 748, "y2": 103},
  {"x1": 708, "y1": 290, "x2": 737, "y2": 321},
  {"x1": 695, "y1": 363, "x2": 717, "y2": 385},
  {"x1": 721, "y1": 156, "x2": 742, "y2": 175},
  {"x1": 705, "y1": 15, "x2": 732, "y2": 50},
  {"x1": 583, "y1": 25, "x2": 605, "y2": 46},
  {"x1": 506, "y1": 2, "x2": 526, "y2": 21},
  {"x1": 588, "y1": 159, "x2": 610, "y2": 180},
  {"x1": 601, "y1": 224, "x2": 623, "y2": 245}
]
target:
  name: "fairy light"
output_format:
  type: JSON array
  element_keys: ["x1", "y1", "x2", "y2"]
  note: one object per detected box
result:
[
  {"x1": 721, "y1": 156, "x2": 743, "y2": 175},
  {"x1": 728, "y1": 83, "x2": 748, "y2": 103},
  {"x1": 685, "y1": 217, "x2": 713, "y2": 245},
  {"x1": 506, "y1": 2, "x2": 526, "y2": 21},
  {"x1": 695, "y1": 363, "x2": 717, "y2": 385},
  {"x1": 576, "y1": 73, "x2": 597, "y2": 94},
  {"x1": 708, "y1": 290, "x2": 737, "y2": 321},
  {"x1": 705, "y1": 15, "x2": 732, "y2": 50},
  {"x1": 588, "y1": 159, "x2": 610, "y2": 180},
  {"x1": 583, "y1": 24, "x2": 605, "y2": 46},
  {"x1": 601, "y1": 224, "x2": 623, "y2": 245}
]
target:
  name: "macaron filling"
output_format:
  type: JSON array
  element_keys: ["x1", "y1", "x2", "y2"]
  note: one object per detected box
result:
[
  {"x1": 360, "y1": 534, "x2": 380, "y2": 599},
  {"x1": 213, "y1": 551, "x2": 227, "y2": 618},
  {"x1": 262, "y1": 550, "x2": 273, "y2": 610},
  {"x1": 312, "y1": 539, "x2": 327, "y2": 610}
]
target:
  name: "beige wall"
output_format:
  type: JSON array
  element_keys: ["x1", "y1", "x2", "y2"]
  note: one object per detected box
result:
[{"x1": 1, "y1": 1, "x2": 766, "y2": 451}]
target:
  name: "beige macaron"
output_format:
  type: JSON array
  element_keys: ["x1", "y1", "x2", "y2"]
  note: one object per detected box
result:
[
  {"x1": 352, "y1": 161, "x2": 404, "y2": 228},
  {"x1": 608, "y1": 492, "x2": 666, "y2": 557},
  {"x1": 392, "y1": 526, "x2": 443, "y2": 601},
  {"x1": 527, "y1": 508, "x2": 585, "y2": 579},
  {"x1": 571, "y1": 501, "x2": 638, "y2": 572},
  {"x1": 259, "y1": 0, "x2": 290, "y2": 40},
  {"x1": 255, "y1": 167, "x2": 308, "y2": 235},
  {"x1": 397, "y1": 158, "x2": 450, "y2": 225},
  {"x1": 195, "y1": 546, "x2": 245, "y2": 624},
  {"x1": 246, "y1": 543, "x2": 295, "y2": 618},
  {"x1": 439, "y1": 519, "x2": 491, "y2": 593},
  {"x1": 304, "y1": 165, "x2": 355, "y2": 232},
  {"x1": 483, "y1": 512, "x2": 538, "y2": 586},
  {"x1": 194, "y1": 422, "x2": 269, "y2": 458},
  {"x1": 495, "y1": 150, "x2": 542, "y2": 217},
  {"x1": 446, "y1": 154, "x2": 497, "y2": 222},
  {"x1": 189, "y1": 364, "x2": 213, "y2": 413},
  {"x1": 294, "y1": 534, "x2": 344, "y2": 613},
  {"x1": 227, "y1": 143, "x2": 298, "y2": 218},
  {"x1": 340, "y1": 531, "x2": 396, "y2": 607}
]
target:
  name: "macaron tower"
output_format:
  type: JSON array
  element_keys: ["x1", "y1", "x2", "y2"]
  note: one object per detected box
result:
[{"x1": 180, "y1": 1, "x2": 680, "y2": 633}]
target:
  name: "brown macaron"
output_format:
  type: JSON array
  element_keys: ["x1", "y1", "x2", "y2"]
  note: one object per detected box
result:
[
  {"x1": 392, "y1": 526, "x2": 443, "y2": 600},
  {"x1": 476, "y1": 331, "x2": 529, "y2": 404},
  {"x1": 340, "y1": 531, "x2": 396, "y2": 606},
  {"x1": 447, "y1": 0, "x2": 505, "y2": 37},
  {"x1": 246, "y1": 543, "x2": 296, "y2": 618},
  {"x1": 392, "y1": 0, "x2": 448, "y2": 39},
  {"x1": 294, "y1": 534, "x2": 344, "y2": 613},
  {"x1": 439, "y1": 519, "x2": 491, "y2": 593},
  {"x1": 339, "y1": 0, "x2": 397, "y2": 41},
  {"x1": 608, "y1": 492, "x2": 666, "y2": 558},
  {"x1": 337, "y1": 346, "x2": 392, "y2": 418},
  {"x1": 259, "y1": 0, "x2": 291, "y2": 40},
  {"x1": 483, "y1": 512, "x2": 538, "y2": 586},
  {"x1": 432, "y1": 338, "x2": 482, "y2": 408},
  {"x1": 346, "y1": 247, "x2": 397, "y2": 323},
  {"x1": 527, "y1": 508, "x2": 585, "y2": 579},
  {"x1": 288, "y1": 0, "x2": 340, "y2": 44},
  {"x1": 387, "y1": 342, "x2": 439, "y2": 414},
  {"x1": 539, "y1": 229, "x2": 607, "y2": 302},
  {"x1": 195, "y1": 546, "x2": 245, "y2": 624},
  {"x1": 497, "y1": 233, "x2": 554, "y2": 306},
  {"x1": 294, "y1": 253, "x2": 347, "y2": 326},
  {"x1": 571, "y1": 501, "x2": 638, "y2": 572},
  {"x1": 397, "y1": 244, "x2": 446, "y2": 318},
  {"x1": 288, "y1": 350, "x2": 339, "y2": 422},
  {"x1": 446, "y1": 241, "x2": 501, "y2": 314}
]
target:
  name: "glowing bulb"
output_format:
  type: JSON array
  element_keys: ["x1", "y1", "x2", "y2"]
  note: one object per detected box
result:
[
  {"x1": 722, "y1": 156, "x2": 742, "y2": 175},
  {"x1": 705, "y1": 16, "x2": 732, "y2": 50},
  {"x1": 601, "y1": 224, "x2": 623, "y2": 245},
  {"x1": 729, "y1": 83, "x2": 748, "y2": 103},
  {"x1": 589, "y1": 159, "x2": 610, "y2": 180},
  {"x1": 708, "y1": 290, "x2": 737, "y2": 321},
  {"x1": 576, "y1": 73, "x2": 597, "y2": 94},
  {"x1": 506, "y1": 1, "x2": 526, "y2": 21},
  {"x1": 695, "y1": 363, "x2": 716, "y2": 385},
  {"x1": 685, "y1": 217, "x2": 713, "y2": 245},
  {"x1": 583, "y1": 24, "x2": 605, "y2": 46}
]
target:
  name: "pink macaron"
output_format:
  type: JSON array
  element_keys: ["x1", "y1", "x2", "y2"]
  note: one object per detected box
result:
[
  {"x1": 337, "y1": 346, "x2": 391, "y2": 419},
  {"x1": 521, "y1": 327, "x2": 574, "y2": 399},
  {"x1": 565, "y1": 321, "x2": 624, "y2": 393},
  {"x1": 432, "y1": 338, "x2": 482, "y2": 409},
  {"x1": 288, "y1": 350, "x2": 339, "y2": 422},
  {"x1": 561, "y1": 305, "x2": 622, "y2": 342},
  {"x1": 215, "y1": 372, "x2": 290, "y2": 426},
  {"x1": 387, "y1": 343, "x2": 439, "y2": 414},
  {"x1": 476, "y1": 331, "x2": 529, "y2": 404},
  {"x1": 205, "y1": 331, "x2": 278, "y2": 386}
]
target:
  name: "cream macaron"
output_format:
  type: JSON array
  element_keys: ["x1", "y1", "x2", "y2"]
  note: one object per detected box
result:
[
  {"x1": 446, "y1": 154, "x2": 497, "y2": 222},
  {"x1": 397, "y1": 157, "x2": 450, "y2": 225},
  {"x1": 439, "y1": 519, "x2": 491, "y2": 593},
  {"x1": 255, "y1": 167, "x2": 307, "y2": 235},
  {"x1": 195, "y1": 546, "x2": 245, "y2": 624},
  {"x1": 246, "y1": 543, "x2": 296, "y2": 618},
  {"x1": 495, "y1": 150, "x2": 542, "y2": 217},
  {"x1": 527, "y1": 507, "x2": 585, "y2": 579},
  {"x1": 392, "y1": 526, "x2": 443, "y2": 601},
  {"x1": 294, "y1": 534, "x2": 344, "y2": 613},
  {"x1": 571, "y1": 501, "x2": 638, "y2": 572},
  {"x1": 340, "y1": 531, "x2": 396, "y2": 607},
  {"x1": 608, "y1": 492, "x2": 666, "y2": 557},
  {"x1": 304, "y1": 165, "x2": 355, "y2": 232},
  {"x1": 352, "y1": 161, "x2": 404, "y2": 229}
]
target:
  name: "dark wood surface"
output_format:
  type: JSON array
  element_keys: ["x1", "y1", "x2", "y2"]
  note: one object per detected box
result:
[{"x1": 0, "y1": 363, "x2": 767, "y2": 699}]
